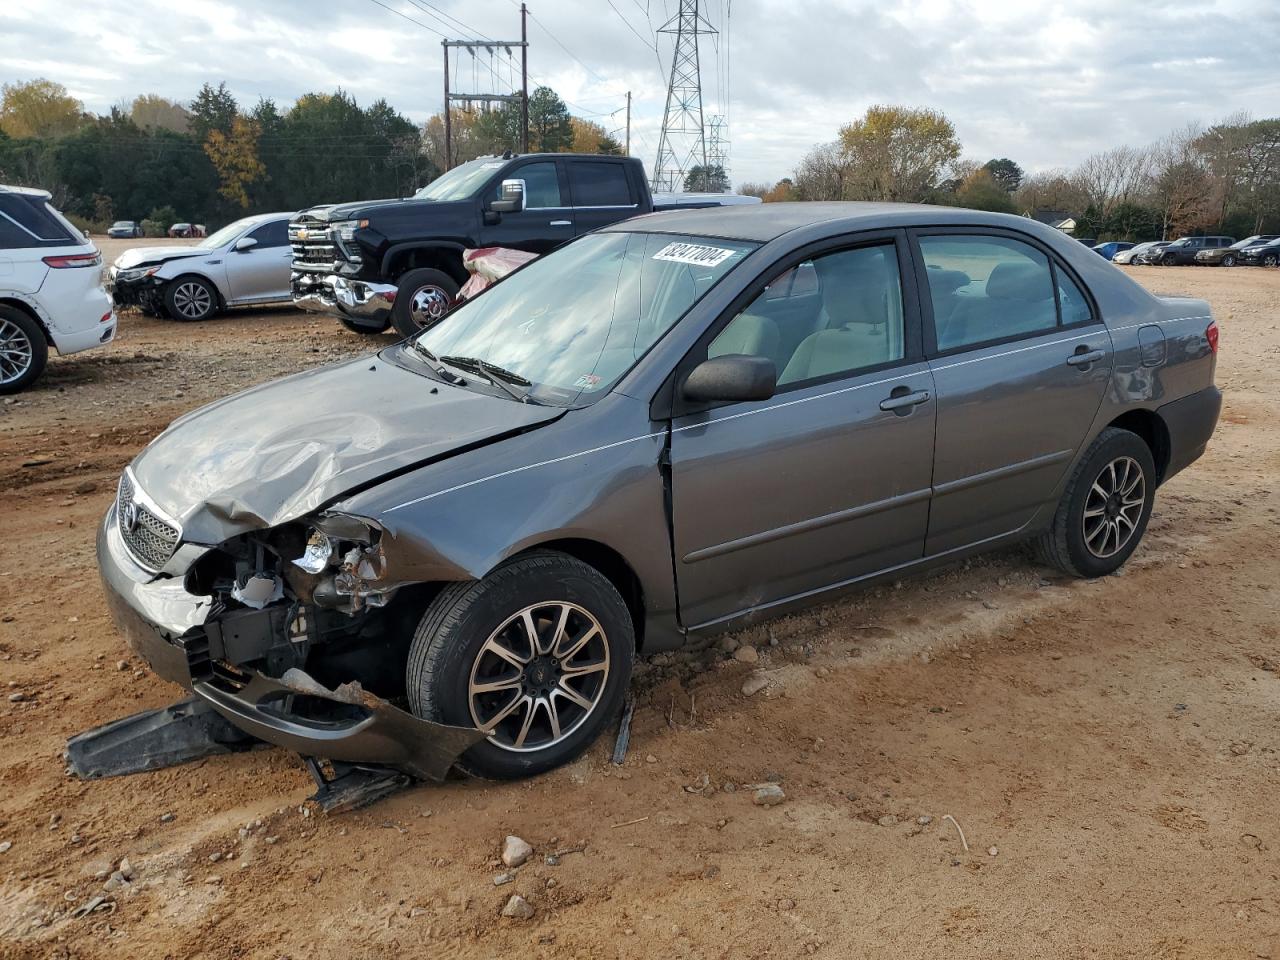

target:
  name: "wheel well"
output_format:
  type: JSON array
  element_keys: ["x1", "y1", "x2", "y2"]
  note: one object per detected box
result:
[
  {"x1": 167, "y1": 273, "x2": 225, "y2": 310},
  {"x1": 517, "y1": 539, "x2": 647, "y2": 650},
  {"x1": 388, "y1": 248, "x2": 467, "y2": 287},
  {"x1": 1108, "y1": 409, "x2": 1171, "y2": 482},
  {"x1": 0, "y1": 297, "x2": 52, "y2": 344}
]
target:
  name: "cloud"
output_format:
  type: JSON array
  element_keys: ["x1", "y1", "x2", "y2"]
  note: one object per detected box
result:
[{"x1": 2, "y1": 0, "x2": 1278, "y2": 187}]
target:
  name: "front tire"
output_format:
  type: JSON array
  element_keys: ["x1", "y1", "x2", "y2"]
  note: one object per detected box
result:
[
  {"x1": 0, "y1": 306, "x2": 48, "y2": 395},
  {"x1": 1263, "y1": 253, "x2": 1279, "y2": 268},
  {"x1": 1221, "y1": 254, "x2": 1237, "y2": 267},
  {"x1": 391, "y1": 268, "x2": 459, "y2": 339},
  {"x1": 407, "y1": 551, "x2": 634, "y2": 780},
  {"x1": 164, "y1": 276, "x2": 219, "y2": 321},
  {"x1": 1035, "y1": 427, "x2": 1156, "y2": 578}
]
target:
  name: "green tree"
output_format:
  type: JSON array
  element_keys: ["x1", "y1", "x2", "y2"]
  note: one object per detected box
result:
[
  {"x1": 983, "y1": 157, "x2": 1023, "y2": 192},
  {"x1": 0, "y1": 78, "x2": 84, "y2": 139},
  {"x1": 189, "y1": 82, "x2": 238, "y2": 142},
  {"x1": 955, "y1": 168, "x2": 1017, "y2": 213},
  {"x1": 684, "y1": 164, "x2": 730, "y2": 192},
  {"x1": 837, "y1": 105, "x2": 961, "y2": 201},
  {"x1": 528, "y1": 86, "x2": 572, "y2": 152}
]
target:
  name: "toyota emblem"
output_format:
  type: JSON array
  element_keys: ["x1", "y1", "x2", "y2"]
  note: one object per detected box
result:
[{"x1": 121, "y1": 501, "x2": 139, "y2": 533}]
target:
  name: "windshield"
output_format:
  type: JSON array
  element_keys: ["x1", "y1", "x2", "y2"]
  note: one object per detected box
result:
[
  {"x1": 412, "y1": 231, "x2": 757, "y2": 405},
  {"x1": 415, "y1": 158, "x2": 507, "y2": 202},
  {"x1": 198, "y1": 218, "x2": 260, "y2": 249},
  {"x1": 112, "y1": 221, "x2": 132, "y2": 228}
]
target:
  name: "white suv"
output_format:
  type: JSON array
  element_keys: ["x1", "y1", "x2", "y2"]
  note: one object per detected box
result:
[{"x1": 1, "y1": 185, "x2": 116, "y2": 393}]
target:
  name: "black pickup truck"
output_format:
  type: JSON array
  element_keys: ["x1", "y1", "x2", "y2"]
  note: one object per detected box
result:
[{"x1": 290, "y1": 153, "x2": 757, "y2": 337}]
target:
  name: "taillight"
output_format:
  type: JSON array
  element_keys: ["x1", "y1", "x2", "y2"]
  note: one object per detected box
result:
[
  {"x1": 1206, "y1": 320, "x2": 1219, "y2": 354},
  {"x1": 42, "y1": 252, "x2": 101, "y2": 269}
]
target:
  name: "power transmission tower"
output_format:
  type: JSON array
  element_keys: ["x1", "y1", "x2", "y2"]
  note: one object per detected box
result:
[
  {"x1": 652, "y1": 0, "x2": 716, "y2": 193},
  {"x1": 707, "y1": 114, "x2": 729, "y2": 191}
]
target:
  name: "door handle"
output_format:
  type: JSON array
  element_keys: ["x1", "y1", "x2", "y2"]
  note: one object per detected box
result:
[
  {"x1": 879, "y1": 389, "x2": 931, "y2": 412},
  {"x1": 1066, "y1": 348, "x2": 1105, "y2": 368},
  {"x1": 549, "y1": 220, "x2": 572, "y2": 226}
]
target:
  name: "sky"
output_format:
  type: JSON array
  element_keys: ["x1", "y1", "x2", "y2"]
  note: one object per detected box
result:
[{"x1": 3, "y1": 0, "x2": 1279, "y2": 187}]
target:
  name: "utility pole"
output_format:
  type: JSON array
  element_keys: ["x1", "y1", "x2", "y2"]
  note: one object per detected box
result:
[
  {"x1": 442, "y1": 41, "x2": 452, "y2": 170},
  {"x1": 625, "y1": 91, "x2": 631, "y2": 155},
  {"x1": 652, "y1": 0, "x2": 715, "y2": 193},
  {"x1": 441, "y1": 11, "x2": 528, "y2": 170},
  {"x1": 707, "y1": 114, "x2": 728, "y2": 191},
  {"x1": 520, "y1": 3, "x2": 529, "y2": 152}
]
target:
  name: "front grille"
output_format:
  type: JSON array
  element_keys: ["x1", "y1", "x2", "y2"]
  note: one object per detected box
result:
[
  {"x1": 289, "y1": 219, "x2": 340, "y2": 272},
  {"x1": 117, "y1": 472, "x2": 181, "y2": 571}
]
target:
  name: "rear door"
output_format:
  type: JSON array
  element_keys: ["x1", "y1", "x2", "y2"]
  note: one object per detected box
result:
[
  {"x1": 226, "y1": 218, "x2": 291, "y2": 302},
  {"x1": 566, "y1": 159, "x2": 639, "y2": 236},
  {"x1": 667, "y1": 233, "x2": 937, "y2": 629},
  {"x1": 913, "y1": 229, "x2": 1113, "y2": 554},
  {"x1": 477, "y1": 159, "x2": 574, "y2": 253}
]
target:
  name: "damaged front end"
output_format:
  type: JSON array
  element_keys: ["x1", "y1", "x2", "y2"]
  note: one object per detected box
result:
[
  {"x1": 109, "y1": 265, "x2": 168, "y2": 314},
  {"x1": 82, "y1": 493, "x2": 483, "y2": 806}
]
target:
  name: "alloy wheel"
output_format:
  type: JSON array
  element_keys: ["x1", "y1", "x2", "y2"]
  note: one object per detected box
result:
[
  {"x1": 172, "y1": 280, "x2": 213, "y2": 319},
  {"x1": 468, "y1": 601, "x2": 610, "y2": 753},
  {"x1": 408, "y1": 284, "x2": 452, "y2": 329},
  {"x1": 1222, "y1": 254, "x2": 1236, "y2": 267},
  {"x1": 1082, "y1": 455, "x2": 1146, "y2": 559},
  {"x1": 0, "y1": 317, "x2": 34, "y2": 386},
  {"x1": 1264, "y1": 254, "x2": 1278, "y2": 268}
]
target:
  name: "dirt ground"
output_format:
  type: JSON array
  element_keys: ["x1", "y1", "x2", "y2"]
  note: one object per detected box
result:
[{"x1": 1, "y1": 241, "x2": 1277, "y2": 959}]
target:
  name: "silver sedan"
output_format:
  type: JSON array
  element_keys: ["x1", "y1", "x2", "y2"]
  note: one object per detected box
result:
[{"x1": 109, "y1": 213, "x2": 294, "y2": 321}]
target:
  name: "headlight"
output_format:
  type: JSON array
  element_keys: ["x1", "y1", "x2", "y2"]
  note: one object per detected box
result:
[
  {"x1": 116, "y1": 266, "x2": 159, "y2": 282},
  {"x1": 333, "y1": 219, "x2": 369, "y2": 242}
]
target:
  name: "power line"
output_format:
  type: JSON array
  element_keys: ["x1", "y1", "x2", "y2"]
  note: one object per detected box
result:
[
  {"x1": 364, "y1": 0, "x2": 447, "y2": 39},
  {"x1": 605, "y1": 0, "x2": 658, "y2": 52},
  {"x1": 526, "y1": 11, "x2": 608, "y2": 83}
]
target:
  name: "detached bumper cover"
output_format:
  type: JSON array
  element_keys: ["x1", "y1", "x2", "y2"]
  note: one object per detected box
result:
[
  {"x1": 95, "y1": 511, "x2": 482, "y2": 780},
  {"x1": 1158, "y1": 385, "x2": 1222, "y2": 481},
  {"x1": 292, "y1": 272, "x2": 396, "y2": 328}
]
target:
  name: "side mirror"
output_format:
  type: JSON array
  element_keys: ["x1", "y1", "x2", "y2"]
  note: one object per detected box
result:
[
  {"x1": 490, "y1": 179, "x2": 526, "y2": 213},
  {"x1": 682, "y1": 355, "x2": 776, "y2": 404},
  {"x1": 234, "y1": 236, "x2": 258, "y2": 252}
]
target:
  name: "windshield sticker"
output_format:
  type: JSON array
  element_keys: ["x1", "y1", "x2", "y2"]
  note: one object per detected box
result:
[
  {"x1": 652, "y1": 242, "x2": 738, "y2": 267},
  {"x1": 574, "y1": 373, "x2": 602, "y2": 388}
]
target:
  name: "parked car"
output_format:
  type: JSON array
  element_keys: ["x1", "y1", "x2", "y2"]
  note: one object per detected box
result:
[
  {"x1": 1113, "y1": 241, "x2": 1164, "y2": 265},
  {"x1": 109, "y1": 212, "x2": 294, "y2": 321},
  {"x1": 1129, "y1": 241, "x2": 1172, "y2": 265},
  {"x1": 1203, "y1": 235, "x2": 1280, "y2": 267},
  {"x1": 1093, "y1": 241, "x2": 1135, "y2": 260},
  {"x1": 1073, "y1": 237, "x2": 1098, "y2": 247},
  {"x1": 0, "y1": 185, "x2": 116, "y2": 393},
  {"x1": 107, "y1": 220, "x2": 143, "y2": 239},
  {"x1": 291, "y1": 153, "x2": 759, "y2": 338},
  {"x1": 94, "y1": 203, "x2": 1221, "y2": 788},
  {"x1": 1156, "y1": 236, "x2": 1235, "y2": 265},
  {"x1": 168, "y1": 222, "x2": 194, "y2": 238},
  {"x1": 1236, "y1": 237, "x2": 1280, "y2": 267}
]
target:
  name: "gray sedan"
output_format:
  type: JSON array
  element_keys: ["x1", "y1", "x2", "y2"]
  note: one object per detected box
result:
[{"x1": 93, "y1": 203, "x2": 1221, "y2": 791}]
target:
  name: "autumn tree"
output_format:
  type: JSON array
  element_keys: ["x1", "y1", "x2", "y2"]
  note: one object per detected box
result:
[
  {"x1": 204, "y1": 116, "x2": 265, "y2": 208},
  {"x1": 1195, "y1": 115, "x2": 1280, "y2": 233},
  {"x1": 1150, "y1": 126, "x2": 1217, "y2": 238},
  {"x1": 955, "y1": 168, "x2": 1016, "y2": 213},
  {"x1": 837, "y1": 105, "x2": 961, "y2": 201},
  {"x1": 791, "y1": 141, "x2": 850, "y2": 200},
  {"x1": 0, "y1": 79, "x2": 84, "y2": 139},
  {"x1": 130, "y1": 95, "x2": 191, "y2": 134}
]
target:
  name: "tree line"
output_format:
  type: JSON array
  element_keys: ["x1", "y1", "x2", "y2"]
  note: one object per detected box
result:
[
  {"x1": 740, "y1": 105, "x2": 1280, "y2": 241},
  {"x1": 0, "y1": 78, "x2": 622, "y2": 234}
]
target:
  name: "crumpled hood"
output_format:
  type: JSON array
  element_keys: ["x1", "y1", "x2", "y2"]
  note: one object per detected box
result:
[
  {"x1": 114, "y1": 246, "x2": 205, "y2": 269},
  {"x1": 129, "y1": 351, "x2": 563, "y2": 544}
]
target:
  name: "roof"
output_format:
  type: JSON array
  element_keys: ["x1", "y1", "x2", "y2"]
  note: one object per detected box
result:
[
  {"x1": 0, "y1": 184, "x2": 52, "y2": 200},
  {"x1": 605, "y1": 201, "x2": 1056, "y2": 244}
]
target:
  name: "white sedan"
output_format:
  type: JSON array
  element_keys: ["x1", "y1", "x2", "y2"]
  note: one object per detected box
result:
[{"x1": 109, "y1": 212, "x2": 294, "y2": 321}]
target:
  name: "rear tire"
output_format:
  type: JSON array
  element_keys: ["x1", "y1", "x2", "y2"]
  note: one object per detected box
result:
[
  {"x1": 1035, "y1": 427, "x2": 1156, "y2": 578},
  {"x1": 1263, "y1": 253, "x2": 1279, "y2": 268},
  {"x1": 1221, "y1": 254, "x2": 1237, "y2": 267},
  {"x1": 391, "y1": 268, "x2": 459, "y2": 339},
  {"x1": 163, "y1": 276, "x2": 219, "y2": 321},
  {"x1": 0, "y1": 306, "x2": 48, "y2": 394},
  {"x1": 406, "y1": 551, "x2": 634, "y2": 780}
]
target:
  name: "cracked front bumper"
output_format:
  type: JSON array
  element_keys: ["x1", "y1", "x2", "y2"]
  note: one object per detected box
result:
[
  {"x1": 95, "y1": 509, "x2": 481, "y2": 780},
  {"x1": 292, "y1": 272, "x2": 396, "y2": 329}
]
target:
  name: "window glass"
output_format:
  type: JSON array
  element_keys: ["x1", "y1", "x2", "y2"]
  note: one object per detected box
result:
[
  {"x1": 568, "y1": 162, "x2": 632, "y2": 206},
  {"x1": 708, "y1": 243, "x2": 904, "y2": 388},
  {"x1": 919, "y1": 235, "x2": 1057, "y2": 351},
  {"x1": 248, "y1": 218, "x2": 288, "y2": 248},
  {"x1": 417, "y1": 231, "x2": 756, "y2": 405},
  {"x1": 1056, "y1": 268, "x2": 1092, "y2": 326},
  {"x1": 0, "y1": 195, "x2": 72, "y2": 243},
  {"x1": 506, "y1": 162, "x2": 561, "y2": 208}
]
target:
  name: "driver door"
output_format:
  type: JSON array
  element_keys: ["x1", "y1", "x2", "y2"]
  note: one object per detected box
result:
[
  {"x1": 225, "y1": 218, "x2": 291, "y2": 302},
  {"x1": 477, "y1": 160, "x2": 574, "y2": 254}
]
